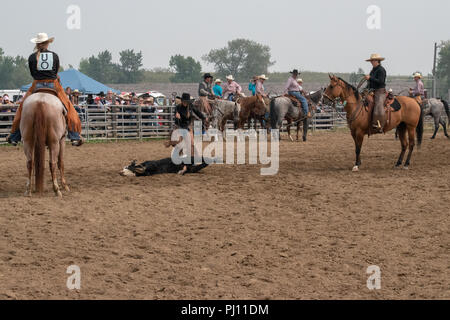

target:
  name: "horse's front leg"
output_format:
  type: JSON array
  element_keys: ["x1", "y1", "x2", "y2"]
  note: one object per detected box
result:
[
  {"x1": 286, "y1": 119, "x2": 294, "y2": 142},
  {"x1": 302, "y1": 118, "x2": 308, "y2": 142},
  {"x1": 352, "y1": 130, "x2": 364, "y2": 172}
]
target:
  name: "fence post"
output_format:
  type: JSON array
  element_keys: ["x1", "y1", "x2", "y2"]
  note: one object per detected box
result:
[
  {"x1": 138, "y1": 105, "x2": 142, "y2": 140},
  {"x1": 85, "y1": 107, "x2": 90, "y2": 141},
  {"x1": 111, "y1": 106, "x2": 117, "y2": 139}
]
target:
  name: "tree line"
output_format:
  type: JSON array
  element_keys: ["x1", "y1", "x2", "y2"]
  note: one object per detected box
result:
[{"x1": 1, "y1": 39, "x2": 449, "y2": 97}]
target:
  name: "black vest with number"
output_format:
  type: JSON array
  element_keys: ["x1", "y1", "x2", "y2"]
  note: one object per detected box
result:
[{"x1": 28, "y1": 50, "x2": 60, "y2": 80}]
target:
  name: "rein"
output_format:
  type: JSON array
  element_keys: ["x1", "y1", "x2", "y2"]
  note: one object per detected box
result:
[{"x1": 323, "y1": 89, "x2": 364, "y2": 124}]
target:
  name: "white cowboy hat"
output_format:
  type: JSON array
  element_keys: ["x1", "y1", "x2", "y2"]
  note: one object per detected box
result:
[
  {"x1": 413, "y1": 72, "x2": 422, "y2": 79},
  {"x1": 215, "y1": 79, "x2": 222, "y2": 83},
  {"x1": 226, "y1": 75, "x2": 235, "y2": 81},
  {"x1": 258, "y1": 74, "x2": 269, "y2": 80},
  {"x1": 365, "y1": 53, "x2": 385, "y2": 62},
  {"x1": 297, "y1": 78, "x2": 303, "y2": 83},
  {"x1": 30, "y1": 33, "x2": 55, "y2": 44}
]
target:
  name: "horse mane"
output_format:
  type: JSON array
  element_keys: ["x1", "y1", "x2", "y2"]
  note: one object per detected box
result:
[{"x1": 337, "y1": 77, "x2": 360, "y2": 100}]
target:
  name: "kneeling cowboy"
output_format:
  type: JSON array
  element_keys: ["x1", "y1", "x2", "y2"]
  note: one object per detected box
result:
[
  {"x1": 7, "y1": 33, "x2": 83, "y2": 146},
  {"x1": 364, "y1": 53, "x2": 387, "y2": 132}
]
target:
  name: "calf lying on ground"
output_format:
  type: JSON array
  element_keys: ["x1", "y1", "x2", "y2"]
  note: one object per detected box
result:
[{"x1": 120, "y1": 157, "x2": 211, "y2": 177}]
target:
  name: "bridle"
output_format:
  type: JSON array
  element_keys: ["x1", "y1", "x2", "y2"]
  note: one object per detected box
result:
[{"x1": 324, "y1": 79, "x2": 365, "y2": 123}]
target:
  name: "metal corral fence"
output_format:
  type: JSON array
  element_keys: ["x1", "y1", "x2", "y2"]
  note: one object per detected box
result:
[{"x1": 0, "y1": 104, "x2": 445, "y2": 144}]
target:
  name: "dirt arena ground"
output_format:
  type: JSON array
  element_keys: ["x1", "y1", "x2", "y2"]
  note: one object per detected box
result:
[{"x1": 0, "y1": 129, "x2": 449, "y2": 300}]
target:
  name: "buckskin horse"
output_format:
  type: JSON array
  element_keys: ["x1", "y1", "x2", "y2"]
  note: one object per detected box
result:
[
  {"x1": 20, "y1": 92, "x2": 69, "y2": 197},
  {"x1": 324, "y1": 75, "x2": 423, "y2": 171}
]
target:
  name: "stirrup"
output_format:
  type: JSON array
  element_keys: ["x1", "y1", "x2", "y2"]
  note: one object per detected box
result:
[
  {"x1": 6, "y1": 134, "x2": 18, "y2": 146},
  {"x1": 71, "y1": 139, "x2": 84, "y2": 147}
]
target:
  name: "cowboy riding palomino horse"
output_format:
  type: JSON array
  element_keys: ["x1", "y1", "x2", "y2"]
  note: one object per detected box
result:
[{"x1": 324, "y1": 74, "x2": 424, "y2": 171}]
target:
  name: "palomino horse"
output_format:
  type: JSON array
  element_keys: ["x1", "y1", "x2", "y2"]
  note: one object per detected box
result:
[
  {"x1": 324, "y1": 75, "x2": 423, "y2": 171},
  {"x1": 20, "y1": 93, "x2": 69, "y2": 197}
]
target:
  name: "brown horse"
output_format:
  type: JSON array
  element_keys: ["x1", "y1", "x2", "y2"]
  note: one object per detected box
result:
[
  {"x1": 236, "y1": 94, "x2": 267, "y2": 129},
  {"x1": 324, "y1": 75, "x2": 423, "y2": 171},
  {"x1": 20, "y1": 93, "x2": 69, "y2": 197}
]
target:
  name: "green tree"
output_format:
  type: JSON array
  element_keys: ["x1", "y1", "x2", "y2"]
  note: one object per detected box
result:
[
  {"x1": 119, "y1": 49, "x2": 144, "y2": 83},
  {"x1": 0, "y1": 48, "x2": 32, "y2": 89},
  {"x1": 79, "y1": 50, "x2": 117, "y2": 83},
  {"x1": 203, "y1": 39, "x2": 275, "y2": 81},
  {"x1": 436, "y1": 40, "x2": 450, "y2": 98},
  {"x1": 169, "y1": 55, "x2": 202, "y2": 83}
]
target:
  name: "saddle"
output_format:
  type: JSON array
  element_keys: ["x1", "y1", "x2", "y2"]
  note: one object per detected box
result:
[
  {"x1": 362, "y1": 90, "x2": 399, "y2": 112},
  {"x1": 284, "y1": 94, "x2": 301, "y2": 108},
  {"x1": 362, "y1": 90, "x2": 400, "y2": 133},
  {"x1": 33, "y1": 87, "x2": 58, "y2": 96}
]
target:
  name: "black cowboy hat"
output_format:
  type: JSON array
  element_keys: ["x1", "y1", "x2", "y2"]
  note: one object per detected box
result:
[
  {"x1": 290, "y1": 69, "x2": 300, "y2": 75},
  {"x1": 203, "y1": 73, "x2": 213, "y2": 79},
  {"x1": 181, "y1": 93, "x2": 191, "y2": 101},
  {"x1": 98, "y1": 91, "x2": 105, "y2": 97}
]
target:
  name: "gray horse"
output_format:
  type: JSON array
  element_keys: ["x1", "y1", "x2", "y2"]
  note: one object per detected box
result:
[
  {"x1": 423, "y1": 98, "x2": 449, "y2": 139},
  {"x1": 211, "y1": 99, "x2": 241, "y2": 131},
  {"x1": 270, "y1": 89, "x2": 323, "y2": 141}
]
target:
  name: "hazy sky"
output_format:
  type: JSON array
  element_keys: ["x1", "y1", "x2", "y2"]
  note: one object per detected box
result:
[{"x1": 1, "y1": 0, "x2": 449, "y2": 75}]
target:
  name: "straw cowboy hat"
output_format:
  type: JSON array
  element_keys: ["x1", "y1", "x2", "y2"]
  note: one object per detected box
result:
[
  {"x1": 258, "y1": 74, "x2": 269, "y2": 80},
  {"x1": 215, "y1": 79, "x2": 222, "y2": 83},
  {"x1": 226, "y1": 75, "x2": 235, "y2": 81},
  {"x1": 30, "y1": 33, "x2": 54, "y2": 44},
  {"x1": 365, "y1": 53, "x2": 385, "y2": 62},
  {"x1": 413, "y1": 72, "x2": 422, "y2": 79},
  {"x1": 297, "y1": 78, "x2": 303, "y2": 83}
]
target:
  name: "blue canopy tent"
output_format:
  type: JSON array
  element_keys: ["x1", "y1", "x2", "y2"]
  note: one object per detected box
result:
[{"x1": 20, "y1": 68, "x2": 120, "y2": 95}]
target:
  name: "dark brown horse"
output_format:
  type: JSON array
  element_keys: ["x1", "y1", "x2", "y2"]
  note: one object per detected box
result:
[
  {"x1": 324, "y1": 75, "x2": 423, "y2": 171},
  {"x1": 20, "y1": 93, "x2": 69, "y2": 196}
]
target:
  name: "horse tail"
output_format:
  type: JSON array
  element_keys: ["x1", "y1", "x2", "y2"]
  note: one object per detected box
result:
[
  {"x1": 34, "y1": 101, "x2": 47, "y2": 194},
  {"x1": 440, "y1": 99, "x2": 450, "y2": 128},
  {"x1": 416, "y1": 103, "x2": 424, "y2": 148}
]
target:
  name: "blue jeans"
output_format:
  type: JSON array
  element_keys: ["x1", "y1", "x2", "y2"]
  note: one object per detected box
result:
[
  {"x1": 228, "y1": 94, "x2": 234, "y2": 101},
  {"x1": 288, "y1": 91, "x2": 308, "y2": 115}
]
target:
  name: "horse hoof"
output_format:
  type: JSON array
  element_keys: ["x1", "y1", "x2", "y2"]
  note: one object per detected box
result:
[
  {"x1": 288, "y1": 136, "x2": 294, "y2": 142},
  {"x1": 24, "y1": 191, "x2": 31, "y2": 197},
  {"x1": 352, "y1": 166, "x2": 359, "y2": 172},
  {"x1": 394, "y1": 165, "x2": 402, "y2": 169},
  {"x1": 64, "y1": 186, "x2": 70, "y2": 192},
  {"x1": 56, "y1": 190, "x2": 63, "y2": 198},
  {"x1": 430, "y1": 137, "x2": 435, "y2": 140},
  {"x1": 403, "y1": 166, "x2": 409, "y2": 170}
]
